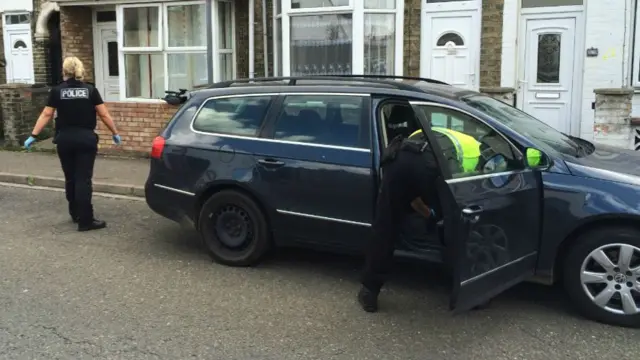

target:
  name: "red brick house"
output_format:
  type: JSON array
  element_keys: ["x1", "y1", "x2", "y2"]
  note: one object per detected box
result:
[{"x1": 2, "y1": 0, "x2": 511, "y2": 154}]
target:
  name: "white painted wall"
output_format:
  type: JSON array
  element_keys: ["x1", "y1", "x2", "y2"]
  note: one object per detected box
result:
[
  {"x1": 580, "y1": 0, "x2": 634, "y2": 144},
  {"x1": 501, "y1": 0, "x2": 635, "y2": 147},
  {"x1": 0, "y1": 0, "x2": 33, "y2": 13}
]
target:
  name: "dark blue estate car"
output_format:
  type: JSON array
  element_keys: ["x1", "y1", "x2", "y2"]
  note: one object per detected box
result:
[{"x1": 145, "y1": 76, "x2": 640, "y2": 328}]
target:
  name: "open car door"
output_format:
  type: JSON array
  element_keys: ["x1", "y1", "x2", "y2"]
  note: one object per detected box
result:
[{"x1": 409, "y1": 101, "x2": 542, "y2": 312}]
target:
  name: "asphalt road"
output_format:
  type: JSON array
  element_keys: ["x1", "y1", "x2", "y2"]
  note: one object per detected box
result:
[{"x1": 0, "y1": 185, "x2": 638, "y2": 360}]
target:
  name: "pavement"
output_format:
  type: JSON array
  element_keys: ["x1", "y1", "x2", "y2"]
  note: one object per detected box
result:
[
  {"x1": 0, "y1": 150, "x2": 148, "y2": 196},
  {"x1": 1, "y1": 185, "x2": 639, "y2": 359}
]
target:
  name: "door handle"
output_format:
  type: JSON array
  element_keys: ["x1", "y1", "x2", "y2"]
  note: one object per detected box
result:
[
  {"x1": 462, "y1": 205, "x2": 483, "y2": 215},
  {"x1": 257, "y1": 158, "x2": 285, "y2": 167}
]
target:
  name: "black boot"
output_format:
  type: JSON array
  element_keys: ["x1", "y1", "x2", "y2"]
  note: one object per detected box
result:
[
  {"x1": 78, "y1": 219, "x2": 107, "y2": 232},
  {"x1": 357, "y1": 286, "x2": 379, "y2": 313}
]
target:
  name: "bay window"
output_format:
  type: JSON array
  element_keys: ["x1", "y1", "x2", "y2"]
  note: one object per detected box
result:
[
  {"x1": 117, "y1": 1, "x2": 235, "y2": 100},
  {"x1": 274, "y1": 0, "x2": 403, "y2": 76}
]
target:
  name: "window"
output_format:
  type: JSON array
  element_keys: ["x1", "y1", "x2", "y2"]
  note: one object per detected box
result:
[
  {"x1": 413, "y1": 105, "x2": 521, "y2": 178},
  {"x1": 5, "y1": 13, "x2": 30, "y2": 25},
  {"x1": 192, "y1": 96, "x2": 274, "y2": 136},
  {"x1": 118, "y1": 1, "x2": 235, "y2": 100},
  {"x1": 273, "y1": 95, "x2": 368, "y2": 148},
  {"x1": 274, "y1": 0, "x2": 402, "y2": 76}
]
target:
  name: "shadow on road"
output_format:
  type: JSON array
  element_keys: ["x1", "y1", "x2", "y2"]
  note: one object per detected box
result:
[{"x1": 150, "y1": 221, "x2": 574, "y2": 319}]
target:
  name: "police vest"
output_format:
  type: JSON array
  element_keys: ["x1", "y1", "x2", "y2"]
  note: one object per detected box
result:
[{"x1": 409, "y1": 128, "x2": 481, "y2": 173}]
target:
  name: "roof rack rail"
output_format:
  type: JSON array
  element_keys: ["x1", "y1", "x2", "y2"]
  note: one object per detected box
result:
[
  {"x1": 324, "y1": 74, "x2": 450, "y2": 86},
  {"x1": 208, "y1": 75, "x2": 450, "y2": 90}
]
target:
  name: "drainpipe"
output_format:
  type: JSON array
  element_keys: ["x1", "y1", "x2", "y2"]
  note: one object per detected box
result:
[
  {"x1": 262, "y1": 0, "x2": 269, "y2": 77},
  {"x1": 249, "y1": 0, "x2": 255, "y2": 78}
]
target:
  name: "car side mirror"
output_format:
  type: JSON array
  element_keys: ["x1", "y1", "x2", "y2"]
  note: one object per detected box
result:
[{"x1": 525, "y1": 147, "x2": 551, "y2": 169}]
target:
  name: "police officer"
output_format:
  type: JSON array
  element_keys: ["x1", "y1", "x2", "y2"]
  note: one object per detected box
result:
[
  {"x1": 358, "y1": 135, "x2": 441, "y2": 312},
  {"x1": 24, "y1": 56, "x2": 121, "y2": 232}
]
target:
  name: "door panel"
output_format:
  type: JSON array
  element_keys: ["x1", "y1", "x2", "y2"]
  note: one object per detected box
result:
[
  {"x1": 421, "y1": 5, "x2": 479, "y2": 89},
  {"x1": 520, "y1": 17, "x2": 576, "y2": 133},
  {"x1": 260, "y1": 94, "x2": 375, "y2": 250},
  {"x1": 99, "y1": 26, "x2": 120, "y2": 101},
  {"x1": 409, "y1": 101, "x2": 541, "y2": 312},
  {"x1": 5, "y1": 28, "x2": 34, "y2": 84}
]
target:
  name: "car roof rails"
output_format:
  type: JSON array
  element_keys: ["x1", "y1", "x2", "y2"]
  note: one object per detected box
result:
[{"x1": 209, "y1": 75, "x2": 450, "y2": 91}]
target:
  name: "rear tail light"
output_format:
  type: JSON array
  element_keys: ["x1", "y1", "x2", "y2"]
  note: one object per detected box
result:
[{"x1": 150, "y1": 136, "x2": 166, "y2": 159}]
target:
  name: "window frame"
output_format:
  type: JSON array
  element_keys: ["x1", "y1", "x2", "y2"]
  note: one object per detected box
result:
[
  {"x1": 274, "y1": 0, "x2": 404, "y2": 77},
  {"x1": 116, "y1": 1, "x2": 235, "y2": 102},
  {"x1": 409, "y1": 101, "x2": 526, "y2": 180},
  {"x1": 633, "y1": 1, "x2": 640, "y2": 88},
  {"x1": 190, "y1": 93, "x2": 278, "y2": 138}
]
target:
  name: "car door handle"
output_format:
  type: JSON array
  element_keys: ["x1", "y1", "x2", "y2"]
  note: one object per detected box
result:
[
  {"x1": 258, "y1": 158, "x2": 285, "y2": 167},
  {"x1": 462, "y1": 205, "x2": 483, "y2": 215}
]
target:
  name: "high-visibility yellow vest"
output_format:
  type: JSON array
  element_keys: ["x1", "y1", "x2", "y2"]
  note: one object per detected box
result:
[{"x1": 409, "y1": 128, "x2": 481, "y2": 173}]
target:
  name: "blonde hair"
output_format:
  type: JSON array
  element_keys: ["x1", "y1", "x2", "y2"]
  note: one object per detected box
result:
[{"x1": 62, "y1": 56, "x2": 85, "y2": 81}]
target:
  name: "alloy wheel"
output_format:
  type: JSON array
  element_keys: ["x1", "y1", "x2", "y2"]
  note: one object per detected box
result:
[{"x1": 580, "y1": 243, "x2": 640, "y2": 315}]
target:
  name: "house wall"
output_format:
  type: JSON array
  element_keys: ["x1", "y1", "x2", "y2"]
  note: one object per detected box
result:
[{"x1": 581, "y1": 0, "x2": 634, "y2": 145}]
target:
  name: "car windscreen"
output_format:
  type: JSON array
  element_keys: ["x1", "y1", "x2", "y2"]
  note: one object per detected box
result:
[{"x1": 460, "y1": 94, "x2": 582, "y2": 157}]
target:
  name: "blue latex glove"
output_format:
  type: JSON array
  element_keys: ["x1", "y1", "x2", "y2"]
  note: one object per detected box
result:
[
  {"x1": 429, "y1": 208, "x2": 436, "y2": 218},
  {"x1": 23, "y1": 136, "x2": 36, "y2": 150},
  {"x1": 112, "y1": 134, "x2": 122, "y2": 145}
]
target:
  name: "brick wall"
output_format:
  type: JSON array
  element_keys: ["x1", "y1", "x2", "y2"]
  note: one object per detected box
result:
[
  {"x1": 32, "y1": 0, "x2": 50, "y2": 84},
  {"x1": 403, "y1": 0, "x2": 421, "y2": 77},
  {"x1": 95, "y1": 102, "x2": 179, "y2": 155},
  {"x1": 59, "y1": 6, "x2": 93, "y2": 83},
  {"x1": 480, "y1": 0, "x2": 504, "y2": 88},
  {"x1": 0, "y1": 83, "x2": 52, "y2": 146},
  {"x1": 235, "y1": 1, "x2": 249, "y2": 78},
  {"x1": 593, "y1": 88, "x2": 634, "y2": 148}
]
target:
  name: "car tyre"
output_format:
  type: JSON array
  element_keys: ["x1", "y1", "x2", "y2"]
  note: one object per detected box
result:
[
  {"x1": 198, "y1": 190, "x2": 271, "y2": 267},
  {"x1": 563, "y1": 226, "x2": 640, "y2": 328}
]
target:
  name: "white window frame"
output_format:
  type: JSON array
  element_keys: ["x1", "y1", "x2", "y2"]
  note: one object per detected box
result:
[
  {"x1": 116, "y1": 1, "x2": 234, "y2": 102},
  {"x1": 213, "y1": 0, "x2": 237, "y2": 82},
  {"x1": 633, "y1": 1, "x2": 640, "y2": 88},
  {"x1": 274, "y1": 0, "x2": 404, "y2": 77}
]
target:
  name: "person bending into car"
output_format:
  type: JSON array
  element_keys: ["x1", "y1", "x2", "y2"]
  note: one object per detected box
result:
[
  {"x1": 358, "y1": 135, "x2": 441, "y2": 312},
  {"x1": 23, "y1": 56, "x2": 121, "y2": 232}
]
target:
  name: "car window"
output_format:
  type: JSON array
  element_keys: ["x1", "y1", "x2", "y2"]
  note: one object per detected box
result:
[
  {"x1": 412, "y1": 105, "x2": 522, "y2": 179},
  {"x1": 460, "y1": 95, "x2": 583, "y2": 157},
  {"x1": 272, "y1": 95, "x2": 368, "y2": 149},
  {"x1": 192, "y1": 95, "x2": 273, "y2": 136}
]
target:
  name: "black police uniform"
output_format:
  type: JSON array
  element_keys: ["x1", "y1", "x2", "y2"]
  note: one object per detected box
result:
[
  {"x1": 47, "y1": 79, "x2": 106, "y2": 231},
  {"x1": 359, "y1": 137, "x2": 441, "y2": 311}
]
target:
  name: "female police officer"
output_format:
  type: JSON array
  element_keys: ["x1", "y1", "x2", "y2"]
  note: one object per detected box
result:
[{"x1": 24, "y1": 56, "x2": 121, "y2": 232}]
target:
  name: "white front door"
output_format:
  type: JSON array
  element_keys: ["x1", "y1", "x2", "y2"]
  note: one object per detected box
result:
[
  {"x1": 518, "y1": 16, "x2": 577, "y2": 134},
  {"x1": 96, "y1": 24, "x2": 120, "y2": 101},
  {"x1": 421, "y1": 1, "x2": 480, "y2": 90},
  {"x1": 4, "y1": 28, "x2": 34, "y2": 84}
]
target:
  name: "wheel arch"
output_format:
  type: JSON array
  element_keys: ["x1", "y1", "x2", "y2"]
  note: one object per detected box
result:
[
  {"x1": 552, "y1": 214, "x2": 640, "y2": 283},
  {"x1": 193, "y1": 181, "x2": 275, "y2": 231}
]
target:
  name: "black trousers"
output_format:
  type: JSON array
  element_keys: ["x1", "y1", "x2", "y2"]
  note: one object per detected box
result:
[
  {"x1": 361, "y1": 225, "x2": 399, "y2": 293},
  {"x1": 56, "y1": 145, "x2": 97, "y2": 224}
]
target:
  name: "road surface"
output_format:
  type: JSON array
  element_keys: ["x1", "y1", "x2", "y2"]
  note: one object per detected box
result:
[{"x1": 0, "y1": 185, "x2": 638, "y2": 359}]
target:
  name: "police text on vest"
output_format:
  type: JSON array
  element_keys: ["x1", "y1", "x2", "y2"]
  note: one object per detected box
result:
[{"x1": 61, "y1": 88, "x2": 89, "y2": 99}]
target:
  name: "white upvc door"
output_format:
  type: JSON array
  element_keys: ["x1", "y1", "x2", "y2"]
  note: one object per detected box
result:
[
  {"x1": 3, "y1": 25, "x2": 35, "y2": 84},
  {"x1": 421, "y1": 0, "x2": 480, "y2": 90},
  {"x1": 94, "y1": 23, "x2": 120, "y2": 101},
  {"x1": 517, "y1": 14, "x2": 579, "y2": 134}
]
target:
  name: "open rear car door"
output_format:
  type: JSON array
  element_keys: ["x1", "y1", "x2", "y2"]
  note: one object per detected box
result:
[{"x1": 409, "y1": 101, "x2": 542, "y2": 312}]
